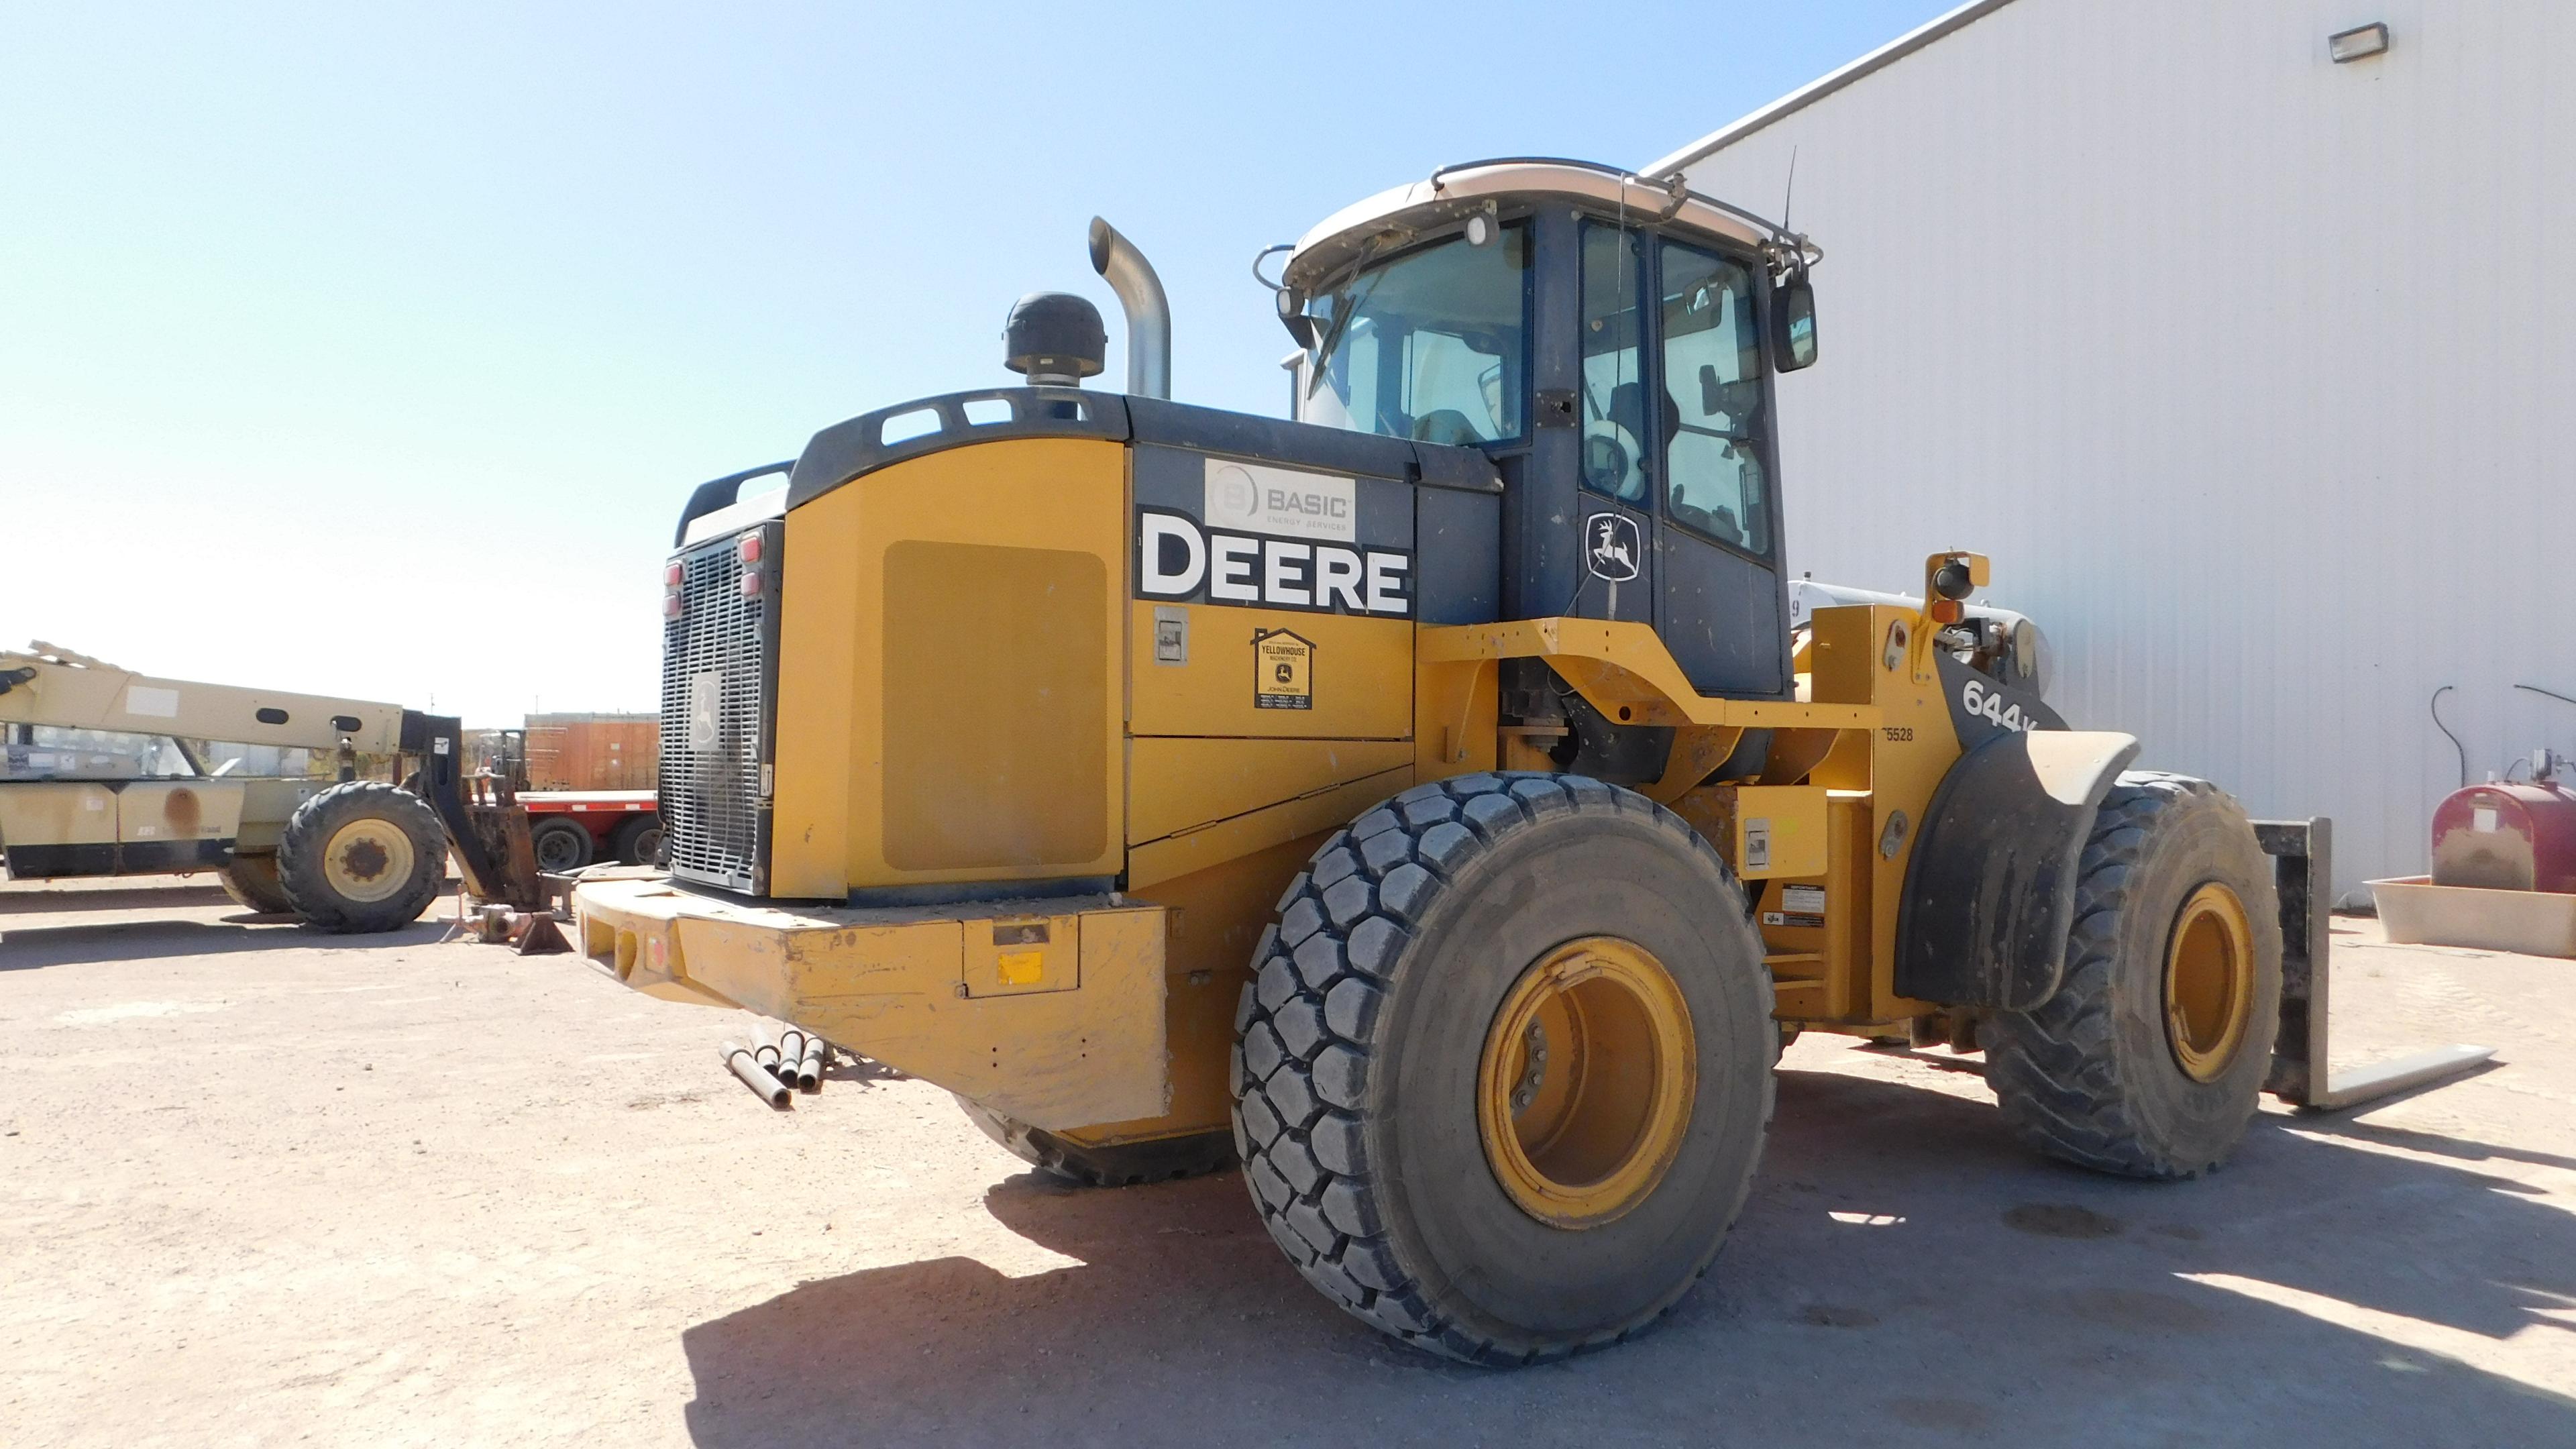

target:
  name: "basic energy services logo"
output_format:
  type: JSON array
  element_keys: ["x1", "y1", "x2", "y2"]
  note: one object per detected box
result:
[{"x1": 1136, "y1": 460, "x2": 1411, "y2": 618}]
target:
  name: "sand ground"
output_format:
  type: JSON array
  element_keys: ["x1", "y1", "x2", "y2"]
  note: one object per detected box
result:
[{"x1": 3, "y1": 875, "x2": 2570, "y2": 1447}]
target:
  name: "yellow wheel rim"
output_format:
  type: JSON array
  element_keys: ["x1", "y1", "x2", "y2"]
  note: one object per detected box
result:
[
  {"x1": 2163, "y1": 883, "x2": 2255, "y2": 1082},
  {"x1": 1477, "y1": 936, "x2": 1696, "y2": 1230},
  {"x1": 322, "y1": 818, "x2": 416, "y2": 904}
]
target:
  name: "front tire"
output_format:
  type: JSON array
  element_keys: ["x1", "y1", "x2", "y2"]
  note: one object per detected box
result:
[
  {"x1": 1984, "y1": 772, "x2": 2283, "y2": 1178},
  {"x1": 1232, "y1": 772, "x2": 1775, "y2": 1365},
  {"x1": 276, "y1": 781, "x2": 447, "y2": 933}
]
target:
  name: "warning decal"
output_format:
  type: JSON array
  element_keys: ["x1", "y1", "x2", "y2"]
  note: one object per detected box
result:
[{"x1": 1252, "y1": 629, "x2": 1313, "y2": 710}]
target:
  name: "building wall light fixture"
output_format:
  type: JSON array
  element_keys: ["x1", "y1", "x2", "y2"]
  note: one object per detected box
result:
[{"x1": 2329, "y1": 22, "x2": 2391, "y2": 63}]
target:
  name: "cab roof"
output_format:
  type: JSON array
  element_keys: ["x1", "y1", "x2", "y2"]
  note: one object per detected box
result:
[{"x1": 1283, "y1": 158, "x2": 1810, "y2": 292}]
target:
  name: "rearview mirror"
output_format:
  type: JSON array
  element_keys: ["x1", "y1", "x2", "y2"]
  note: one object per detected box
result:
[
  {"x1": 1277, "y1": 288, "x2": 1318, "y2": 350},
  {"x1": 1772, "y1": 278, "x2": 1819, "y2": 372}
]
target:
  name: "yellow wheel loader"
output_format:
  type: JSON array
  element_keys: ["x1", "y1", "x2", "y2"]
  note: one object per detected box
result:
[{"x1": 572, "y1": 159, "x2": 2457, "y2": 1363}]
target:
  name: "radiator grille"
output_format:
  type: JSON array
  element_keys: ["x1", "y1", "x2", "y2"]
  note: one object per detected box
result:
[{"x1": 659, "y1": 523, "x2": 780, "y2": 892}]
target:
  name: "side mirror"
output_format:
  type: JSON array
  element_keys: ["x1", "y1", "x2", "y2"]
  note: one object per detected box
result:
[
  {"x1": 1277, "y1": 288, "x2": 1318, "y2": 350},
  {"x1": 1772, "y1": 278, "x2": 1819, "y2": 372}
]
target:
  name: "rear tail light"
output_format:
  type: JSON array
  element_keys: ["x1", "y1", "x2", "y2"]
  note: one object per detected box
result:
[
  {"x1": 739, "y1": 572, "x2": 763, "y2": 597},
  {"x1": 738, "y1": 534, "x2": 763, "y2": 566}
]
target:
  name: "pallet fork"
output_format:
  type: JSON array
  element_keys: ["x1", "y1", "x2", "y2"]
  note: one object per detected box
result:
[
  {"x1": 2257, "y1": 818, "x2": 2494, "y2": 1110},
  {"x1": 407, "y1": 713, "x2": 570, "y2": 955}
]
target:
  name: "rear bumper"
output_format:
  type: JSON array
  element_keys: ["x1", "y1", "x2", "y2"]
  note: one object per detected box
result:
[{"x1": 571, "y1": 875, "x2": 1169, "y2": 1130}]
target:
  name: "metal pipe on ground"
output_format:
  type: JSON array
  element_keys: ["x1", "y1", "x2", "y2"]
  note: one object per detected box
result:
[
  {"x1": 776, "y1": 1028, "x2": 806, "y2": 1072},
  {"x1": 796, "y1": 1036, "x2": 826, "y2": 1091},
  {"x1": 720, "y1": 1042, "x2": 792, "y2": 1108}
]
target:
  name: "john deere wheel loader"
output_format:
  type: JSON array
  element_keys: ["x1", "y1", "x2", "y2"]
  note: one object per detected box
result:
[{"x1": 572, "y1": 159, "x2": 2343, "y2": 1363}]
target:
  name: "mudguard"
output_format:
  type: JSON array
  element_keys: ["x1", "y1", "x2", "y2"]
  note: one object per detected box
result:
[{"x1": 1894, "y1": 727, "x2": 2141, "y2": 1010}]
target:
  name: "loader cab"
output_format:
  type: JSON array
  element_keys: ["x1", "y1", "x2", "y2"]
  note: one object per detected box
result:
[{"x1": 1283, "y1": 160, "x2": 1811, "y2": 698}]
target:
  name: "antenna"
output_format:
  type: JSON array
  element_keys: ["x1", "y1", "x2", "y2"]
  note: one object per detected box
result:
[{"x1": 1781, "y1": 146, "x2": 1800, "y2": 237}]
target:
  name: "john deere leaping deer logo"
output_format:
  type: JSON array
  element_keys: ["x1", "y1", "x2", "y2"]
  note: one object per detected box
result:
[{"x1": 1585, "y1": 512, "x2": 1642, "y2": 582}]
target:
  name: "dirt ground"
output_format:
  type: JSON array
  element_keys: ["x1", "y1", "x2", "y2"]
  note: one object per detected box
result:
[{"x1": 3, "y1": 875, "x2": 2571, "y2": 1448}]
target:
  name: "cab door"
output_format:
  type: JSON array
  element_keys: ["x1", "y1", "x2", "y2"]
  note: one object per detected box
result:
[
  {"x1": 1652, "y1": 238, "x2": 1790, "y2": 698},
  {"x1": 1566, "y1": 222, "x2": 1656, "y2": 627}
]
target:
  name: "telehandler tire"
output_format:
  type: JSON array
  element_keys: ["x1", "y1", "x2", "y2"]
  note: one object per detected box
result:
[
  {"x1": 1232, "y1": 772, "x2": 1774, "y2": 1365},
  {"x1": 276, "y1": 781, "x2": 448, "y2": 933},
  {"x1": 956, "y1": 1099, "x2": 1235, "y2": 1186},
  {"x1": 216, "y1": 853, "x2": 294, "y2": 914},
  {"x1": 1984, "y1": 772, "x2": 2282, "y2": 1178}
]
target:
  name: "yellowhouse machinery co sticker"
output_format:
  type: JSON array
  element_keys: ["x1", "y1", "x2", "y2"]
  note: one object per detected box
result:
[{"x1": 1252, "y1": 628, "x2": 1313, "y2": 710}]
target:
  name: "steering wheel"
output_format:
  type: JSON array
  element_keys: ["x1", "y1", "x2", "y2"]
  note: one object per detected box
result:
[{"x1": 1580, "y1": 419, "x2": 1646, "y2": 502}]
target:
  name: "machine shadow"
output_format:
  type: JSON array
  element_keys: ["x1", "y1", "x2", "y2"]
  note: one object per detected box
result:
[
  {"x1": 0, "y1": 882, "x2": 235, "y2": 915},
  {"x1": 0, "y1": 916, "x2": 445, "y2": 969},
  {"x1": 677, "y1": 1067, "x2": 2576, "y2": 1447}
]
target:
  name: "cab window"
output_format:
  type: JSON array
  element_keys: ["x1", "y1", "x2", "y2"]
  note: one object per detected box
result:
[
  {"x1": 1578, "y1": 223, "x2": 1650, "y2": 503},
  {"x1": 1304, "y1": 225, "x2": 1527, "y2": 446},
  {"x1": 1658, "y1": 240, "x2": 1770, "y2": 554}
]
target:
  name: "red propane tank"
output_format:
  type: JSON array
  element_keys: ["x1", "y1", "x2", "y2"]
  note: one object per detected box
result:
[{"x1": 2431, "y1": 782, "x2": 2576, "y2": 893}]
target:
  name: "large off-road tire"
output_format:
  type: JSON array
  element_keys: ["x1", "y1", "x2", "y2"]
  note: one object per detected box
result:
[
  {"x1": 276, "y1": 781, "x2": 447, "y2": 933},
  {"x1": 216, "y1": 853, "x2": 294, "y2": 914},
  {"x1": 529, "y1": 817, "x2": 595, "y2": 873},
  {"x1": 1985, "y1": 772, "x2": 2283, "y2": 1178},
  {"x1": 1233, "y1": 772, "x2": 1776, "y2": 1366},
  {"x1": 957, "y1": 1099, "x2": 1235, "y2": 1187},
  {"x1": 610, "y1": 814, "x2": 664, "y2": 867}
]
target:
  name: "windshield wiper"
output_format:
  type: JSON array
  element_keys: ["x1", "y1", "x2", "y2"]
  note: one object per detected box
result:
[{"x1": 1305, "y1": 266, "x2": 1389, "y2": 398}]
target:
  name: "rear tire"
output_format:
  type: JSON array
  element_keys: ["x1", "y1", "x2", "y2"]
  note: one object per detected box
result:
[
  {"x1": 217, "y1": 853, "x2": 294, "y2": 914},
  {"x1": 530, "y1": 817, "x2": 595, "y2": 872},
  {"x1": 1984, "y1": 772, "x2": 2282, "y2": 1178},
  {"x1": 276, "y1": 781, "x2": 447, "y2": 933},
  {"x1": 1232, "y1": 771, "x2": 1775, "y2": 1365},
  {"x1": 609, "y1": 814, "x2": 663, "y2": 867},
  {"x1": 957, "y1": 1099, "x2": 1235, "y2": 1187}
]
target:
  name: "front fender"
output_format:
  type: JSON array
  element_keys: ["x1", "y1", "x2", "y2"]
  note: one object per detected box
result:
[{"x1": 1894, "y1": 729, "x2": 2140, "y2": 1010}]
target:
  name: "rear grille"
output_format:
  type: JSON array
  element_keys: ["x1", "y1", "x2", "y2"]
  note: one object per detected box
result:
[{"x1": 659, "y1": 523, "x2": 782, "y2": 892}]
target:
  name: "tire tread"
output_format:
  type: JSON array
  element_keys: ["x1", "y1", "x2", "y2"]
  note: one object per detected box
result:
[
  {"x1": 1984, "y1": 772, "x2": 2269, "y2": 1178},
  {"x1": 1231, "y1": 770, "x2": 1774, "y2": 1366},
  {"x1": 275, "y1": 780, "x2": 447, "y2": 933}
]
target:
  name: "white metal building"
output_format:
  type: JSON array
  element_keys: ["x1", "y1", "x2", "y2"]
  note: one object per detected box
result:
[{"x1": 1656, "y1": 0, "x2": 2575, "y2": 902}]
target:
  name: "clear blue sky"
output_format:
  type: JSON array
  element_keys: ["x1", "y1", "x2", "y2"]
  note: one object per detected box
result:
[{"x1": 1, "y1": 2, "x2": 1953, "y2": 725}]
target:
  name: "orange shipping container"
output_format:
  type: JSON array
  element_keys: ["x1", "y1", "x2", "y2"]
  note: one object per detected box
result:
[{"x1": 523, "y1": 713, "x2": 659, "y2": 791}]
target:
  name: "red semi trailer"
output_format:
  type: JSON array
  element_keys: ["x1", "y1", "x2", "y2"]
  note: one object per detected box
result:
[{"x1": 523, "y1": 789, "x2": 660, "y2": 871}]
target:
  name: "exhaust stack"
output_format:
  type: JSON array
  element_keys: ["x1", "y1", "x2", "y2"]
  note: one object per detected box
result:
[{"x1": 1088, "y1": 217, "x2": 1170, "y2": 399}]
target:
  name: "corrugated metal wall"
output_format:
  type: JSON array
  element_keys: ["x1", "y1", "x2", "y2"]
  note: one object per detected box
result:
[{"x1": 1680, "y1": 0, "x2": 2575, "y2": 900}]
